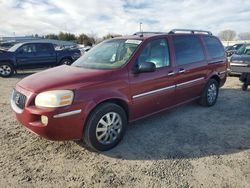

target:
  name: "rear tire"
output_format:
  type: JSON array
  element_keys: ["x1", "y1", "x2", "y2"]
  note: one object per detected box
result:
[
  {"x1": 242, "y1": 83, "x2": 248, "y2": 91},
  {"x1": 83, "y1": 103, "x2": 127, "y2": 151},
  {"x1": 199, "y1": 79, "x2": 219, "y2": 107},
  {"x1": 60, "y1": 58, "x2": 72, "y2": 65},
  {"x1": 0, "y1": 63, "x2": 14, "y2": 77}
]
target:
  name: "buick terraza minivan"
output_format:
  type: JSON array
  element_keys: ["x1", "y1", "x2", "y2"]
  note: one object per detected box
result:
[{"x1": 11, "y1": 29, "x2": 227, "y2": 151}]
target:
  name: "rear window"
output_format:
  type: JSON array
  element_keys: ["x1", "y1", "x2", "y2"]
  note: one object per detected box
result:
[
  {"x1": 173, "y1": 35, "x2": 205, "y2": 65},
  {"x1": 203, "y1": 36, "x2": 224, "y2": 59},
  {"x1": 36, "y1": 43, "x2": 53, "y2": 52}
]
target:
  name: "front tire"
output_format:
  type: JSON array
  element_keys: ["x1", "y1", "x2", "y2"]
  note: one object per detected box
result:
[
  {"x1": 199, "y1": 79, "x2": 219, "y2": 107},
  {"x1": 0, "y1": 63, "x2": 14, "y2": 77},
  {"x1": 83, "y1": 103, "x2": 127, "y2": 151}
]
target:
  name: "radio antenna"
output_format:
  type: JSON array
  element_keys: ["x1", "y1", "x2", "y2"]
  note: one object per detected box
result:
[{"x1": 139, "y1": 22, "x2": 143, "y2": 37}]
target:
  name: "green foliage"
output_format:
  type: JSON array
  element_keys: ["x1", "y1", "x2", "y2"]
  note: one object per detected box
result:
[
  {"x1": 102, "y1": 33, "x2": 122, "y2": 41},
  {"x1": 77, "y1": 33, "x2": 95, "y2": 46},
  {"x1": 218, "y1": 30, "x2": 236, "y2": 41},
  {"x1": 44, "y1": 32, "x2": 102, "y2": 46},
  {"x1": 45, "y1": 34, "x2": 59, "y2": 40},
  {"x1": 58, "y1": 32, "x2": 76, "y2": 41}
]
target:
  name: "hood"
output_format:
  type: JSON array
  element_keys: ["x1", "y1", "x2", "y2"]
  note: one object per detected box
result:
[
  {"x1": 0, "y1": 51, "x2": 14, "y2": 59},
  {"x1": 17, "y1": 65, "x2": 114, "y2": 93}
]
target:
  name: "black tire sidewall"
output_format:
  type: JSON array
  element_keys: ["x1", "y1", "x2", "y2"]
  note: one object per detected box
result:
[
  {"x1": 0, "y1": 63, "x2": 14, "y2": 77},
  {"x1": 84, "y1": 103, "x2": 127, "y2": 151},
  {"x1": 60, "y1": 58, "x2": 72, "y2": 65},
  {"x1": 242, "y1": 84, "x2": 248, "y2": 91}
]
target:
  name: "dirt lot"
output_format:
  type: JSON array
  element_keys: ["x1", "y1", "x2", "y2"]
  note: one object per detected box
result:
[{"x1": 0, "y1": 72, "x2": 249, "y2": 188}]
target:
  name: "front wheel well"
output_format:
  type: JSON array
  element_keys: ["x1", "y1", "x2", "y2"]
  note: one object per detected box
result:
[
  {"x1": 95, "y1": 99, "x2": 129, "y2": 119},
  {"x1": 0, "y1": 61, "x2": 15, "y2": 66},
  {"x1": 86, "y1": 98, "x2": 129, "y2": 124},
  {"x1": 210, "y1": 75, "x2": 220, "y2": 85},
  {"x1": 82, "y1": 98, "x2": 129, "y2": 140}
]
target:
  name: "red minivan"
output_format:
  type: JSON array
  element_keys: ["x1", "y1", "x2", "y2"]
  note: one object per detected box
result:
[{"x1": 11, "y1": 29, "x2": 227, "y2": 151}]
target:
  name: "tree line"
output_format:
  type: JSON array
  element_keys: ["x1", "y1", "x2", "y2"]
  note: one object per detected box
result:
[
  {"x1": 218, "y1": 30, "x2": 250, "y2": 41},
  {"x1": 34, "y1": 30, "x2": 250, "y2": 46},
  {"x1": 44, "y1": 32, "x2": 121, "y2": 46}
]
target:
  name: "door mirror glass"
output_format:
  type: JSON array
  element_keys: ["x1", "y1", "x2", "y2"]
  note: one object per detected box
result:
[{"x1": 135, "y1": 61, "x2": 156, "y2": 73}]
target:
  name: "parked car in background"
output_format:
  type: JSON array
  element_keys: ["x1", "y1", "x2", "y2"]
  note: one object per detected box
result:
[
  {"x1": 78, "y1": 46, "x2": 92, "y2": 55},
  {"x1": 11, "y1": 29, "x2": 227, "y2": 151},
  {"x1": 225, "y1": 43, "x2": 245, "y2": 57},
  {"x1": 0, "y1": 41, "x2": 18, "y2": 51},
  {"x1": 229, "y1": 44, "x2": 250, "y2": 75},
  {"x1": 0, "y1": 42, "x2": 81, "y2": 77}
]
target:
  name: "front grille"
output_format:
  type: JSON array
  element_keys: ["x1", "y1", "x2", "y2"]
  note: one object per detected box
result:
[{"x1": 13, "y1": 90, "x2": 27, "y2": 109}]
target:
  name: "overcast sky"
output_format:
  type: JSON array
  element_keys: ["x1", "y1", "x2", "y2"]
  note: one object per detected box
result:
[{"x1": 0, "y1": 0, "x2": 250, "y2": 37}]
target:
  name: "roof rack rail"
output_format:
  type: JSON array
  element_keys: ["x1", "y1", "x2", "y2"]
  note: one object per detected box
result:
[
  {"x1": 133, "y1": 32, "x2": 167, "y2": 36},
  {"x1": 169, "y1": 29, "x2": 212, "y2": 35}
]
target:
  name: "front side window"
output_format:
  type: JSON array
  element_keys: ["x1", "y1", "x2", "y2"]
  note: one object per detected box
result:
[
  {"x1": 19, "y1": 44, "x2": 36, "y2": 53},
  {"x1": 203, "y1": 36, "x2": 224, "y2": 59},
  {"x1": 236, "y1": 45, "x2": 250, "y2": 55},
  {"x1": 137, "y1": 38, "x2": 170, "y2": 68},
  {"x1": 72, "y1": 39, "x2": 141, "y2": 69},
  {"x1": 173, "y1": 35, "x2": 205, "y2": 65}
]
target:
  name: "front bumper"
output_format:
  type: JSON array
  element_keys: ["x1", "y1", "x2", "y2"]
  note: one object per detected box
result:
[{"x1": 11, "y1": 86, "x2": 86, "y2": 141}]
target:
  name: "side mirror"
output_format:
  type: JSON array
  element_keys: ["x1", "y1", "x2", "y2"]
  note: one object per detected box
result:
[{"x1": 135, "y1": 62, "x2": 156, "y2": 73}]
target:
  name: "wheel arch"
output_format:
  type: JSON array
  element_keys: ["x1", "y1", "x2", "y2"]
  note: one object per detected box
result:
[
  {"x1": 0, "y1": 60, "x2": 15, "y2": 67},
  {"x1": 82, "y1": 97, "x2": 129, "y2": 139},
  {"x1": 89, "y1": 98, "x2": 129, "y2": 120},
  {"x1": 208, "y1": 74, "x2": 220, "y2": 85},
  {"x1": 59, "y1": 56, "x2": 73, "y2": 63}
]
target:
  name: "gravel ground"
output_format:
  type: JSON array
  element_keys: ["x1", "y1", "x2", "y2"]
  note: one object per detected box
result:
[{"x1": 0, "y1": 72, "x2": 249, "y2": 188}]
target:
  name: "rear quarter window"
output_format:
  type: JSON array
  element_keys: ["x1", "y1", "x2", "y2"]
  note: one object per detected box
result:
[
  {"x1": 203, "y1": 36, "x2": 225, "y2": 59},
  {"x1": 36, "y1": 43, "x2": 53, "y2": 52},
  {"x1": 173, "y1": 35, "x2": 205, "y2": 65}
]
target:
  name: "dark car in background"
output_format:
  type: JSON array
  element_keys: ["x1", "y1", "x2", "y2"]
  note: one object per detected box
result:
[
  {"x1": 0, "y1": 42, "x2": 81, "y2": 77},
  {"x1": 229, "y1": 44, "x2": 250, "y2": 74},
  {"x1": 0, "y1": 41, "x2": 18, "y2": 51},
  {"x1": 229, "y1": 44, "x2": 250, "y2": 90},
  {"x1": 225, "y1": 43, "x2": 245, "y2": 57}
]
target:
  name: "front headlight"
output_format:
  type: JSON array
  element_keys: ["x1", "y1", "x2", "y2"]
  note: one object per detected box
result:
[{"x1": 35, "y1": 90, "x2": 74, "y2": 108}]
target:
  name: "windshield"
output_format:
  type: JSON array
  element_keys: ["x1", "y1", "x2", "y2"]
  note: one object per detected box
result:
[
  {"x1": 8, "y1": 43, "x2": 23, "y2": 52},
  {"x1": 72, "y1": 39, "x2": 142, "y2": 69},
  {"x1": 236, "y1": 44, "x2": 250, "y2": 55}
]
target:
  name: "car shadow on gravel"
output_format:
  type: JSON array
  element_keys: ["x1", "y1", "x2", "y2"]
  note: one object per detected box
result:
[
  {"x1": 11, "y1": 69, "x2": 44, "y2": 79},
  {"x1": 11, "y1": 72, "x2": 35, "y2": 79},
  {"x1": 102, "y1": 88, "x2": 250, "y2": 160}
]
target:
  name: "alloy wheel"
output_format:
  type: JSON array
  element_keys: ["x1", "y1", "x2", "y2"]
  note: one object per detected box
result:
[
  {"x1": 207, "y1": 83, "x2": 217, "y2": 104},
  {"x1": 96, "y1": 112, "x2": 122, "y2": 145},
  {"x1": 0, "y1": 65, "x2": 12, "y2": 76}
]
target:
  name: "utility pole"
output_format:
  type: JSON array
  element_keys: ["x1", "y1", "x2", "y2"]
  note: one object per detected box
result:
[
  {"x1": 139, "y1": 22, "x2": 142, "y2": 33},
  {"x1": 13, "y1": 32, "x2": 16, "y2": 41}
]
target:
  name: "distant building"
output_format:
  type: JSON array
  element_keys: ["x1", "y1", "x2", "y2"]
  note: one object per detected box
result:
[
  {"x1": 0, "y1": 36, "x2": 77, "y2": 47},
  {"x1": 0, "y1": 36, "x2": 41, "y2": 42}
]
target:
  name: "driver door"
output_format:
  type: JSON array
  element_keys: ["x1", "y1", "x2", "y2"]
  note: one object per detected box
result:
[
  {"x1": 16, "y1": 44, "x2": 38, "y2": 69},
  {"x1": 129, "y1": 38, "x2": 176, "y2": 120}
]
